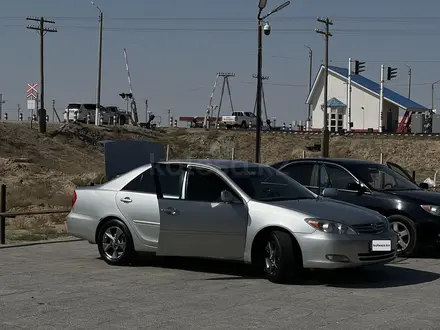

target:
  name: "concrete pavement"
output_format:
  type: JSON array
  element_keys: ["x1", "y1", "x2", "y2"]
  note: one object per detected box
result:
[{"x1": 1, "y1": 241, "x2": 440, "y2": 329}]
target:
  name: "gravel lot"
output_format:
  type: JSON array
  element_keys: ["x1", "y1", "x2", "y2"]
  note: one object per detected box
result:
[{"x1": 1, "y1": 241, "x2": 440, "y2": 329}]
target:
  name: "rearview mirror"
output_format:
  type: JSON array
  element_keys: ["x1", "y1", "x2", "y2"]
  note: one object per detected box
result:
[
  {"x1": 322, "y1": 188, "x2": 338, "y2": 197},
  {"x1": 419, "y1": 182, "x2": 429, "y2": 190},
  {"x1": 220, "y1": 190, "x2": 234, "y2": 203}
]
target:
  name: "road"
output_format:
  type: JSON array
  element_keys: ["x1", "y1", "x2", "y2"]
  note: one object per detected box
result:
[{"x1": 1, "y1": 241, "x2": 440, "y2": 329}]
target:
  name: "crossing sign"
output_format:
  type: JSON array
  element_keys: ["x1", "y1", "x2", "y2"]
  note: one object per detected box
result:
[{"x1": 27, "y1": 83, "x2": 38, "y2": 99}]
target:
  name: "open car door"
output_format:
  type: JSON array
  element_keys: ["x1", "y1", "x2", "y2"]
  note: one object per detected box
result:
[
  {"x1": 386, "y1": 161, "x2": 414, "y2": 183},
  {"x1": 103, "y1": 140, "x2": 165, "y2": 181}
]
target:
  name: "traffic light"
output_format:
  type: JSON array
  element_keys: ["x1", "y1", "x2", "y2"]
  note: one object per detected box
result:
[
  {"x1": 119, "y1": 93, "x2": 133, "y2": 99},
  {"x1": 354, "y1": 60, "x2": 366, "y2": 75},
  {"x1": 387, "y1": 67, "x2": 398, "y2": 80}
]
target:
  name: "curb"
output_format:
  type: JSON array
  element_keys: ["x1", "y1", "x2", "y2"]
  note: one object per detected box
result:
[{"x1": 0, "y1": 237, "x2": 85, "y2": 249}]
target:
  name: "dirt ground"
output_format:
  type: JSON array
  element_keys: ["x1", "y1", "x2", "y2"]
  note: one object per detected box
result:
[{"x1": 1, "y1": 121, "x2": 439, "y2": 242}]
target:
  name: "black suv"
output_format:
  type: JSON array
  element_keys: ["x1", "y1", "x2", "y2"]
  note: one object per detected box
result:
[{"x1": 272, "y1": 158, "x2": 439, "y2": 257}]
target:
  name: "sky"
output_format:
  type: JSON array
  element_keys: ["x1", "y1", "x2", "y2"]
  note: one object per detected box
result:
[{"x1": 1, "y1": 0, "x2": 440, "y2": 123}]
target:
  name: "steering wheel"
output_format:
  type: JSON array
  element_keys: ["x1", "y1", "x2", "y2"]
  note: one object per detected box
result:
[{"x1": 383, "y1": 183, "x2": 393, "y2": 189}]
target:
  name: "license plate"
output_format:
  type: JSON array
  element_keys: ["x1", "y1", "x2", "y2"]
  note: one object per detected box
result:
[{"x1": 371, "y1": 240, "x2": 392, "y2": 252}]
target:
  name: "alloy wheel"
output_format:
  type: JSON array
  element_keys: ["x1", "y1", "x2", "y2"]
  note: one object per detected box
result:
[
  {"x1": 102, "y1": 226, "x2": 127, "y2": 261},
  {"x1": 264, "y1": 240, "x2": 280, "y2": 275},
  {"x1": 392, "y1": 221, "x2": 410, "y2": 253}
]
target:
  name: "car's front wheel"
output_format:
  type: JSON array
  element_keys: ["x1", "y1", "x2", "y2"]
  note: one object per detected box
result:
[
  {"x1": 97, "y1": 219, "x2": 135, "y2": 266},
  {"x1": 388, "y1": 215, "x2": 417, "y2": 257},
  {"x1": 263, "y1": 230, "x2": 303, "y2": 283}
]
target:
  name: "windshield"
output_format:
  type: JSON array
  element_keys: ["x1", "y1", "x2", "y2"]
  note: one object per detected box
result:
[
  {"x1": 222, "y1": 166, "x2": 316, "y2": 201},
  {"x1": 347, "y1": 164, "x2": 421, "y2": 191},
  {"x1": 83, "y1": 104, "x2": 96, "y2": 110}
]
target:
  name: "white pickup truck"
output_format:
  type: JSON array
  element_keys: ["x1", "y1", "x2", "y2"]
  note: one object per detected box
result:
[{"x1": 222, "y1": 111, "x2": 258, "y2": 129}]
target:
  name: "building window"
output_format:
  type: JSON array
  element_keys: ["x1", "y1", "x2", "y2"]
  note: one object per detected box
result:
[{"x1": 328, "y1": 108, "x2": 344, "y2": 132}]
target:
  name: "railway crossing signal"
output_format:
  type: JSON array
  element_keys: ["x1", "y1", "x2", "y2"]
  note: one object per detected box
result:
[{"x1": 27, "y1": 83, "x2": 38, "y2": 99}]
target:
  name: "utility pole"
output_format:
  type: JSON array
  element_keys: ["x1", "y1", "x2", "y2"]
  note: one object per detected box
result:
[
  {"x1": 252, "y1": 74, "x2": 270, "y2": 127},
  {"x1": 347, "y1": 58, "x2": 352, "y2": 132},
  {"x1": 0, "y1": 94, "x2": 5, "y2": 120},
  {"x1": 305, "y1": 45, "x2": 312, "y2": 130},
  {"x1": 92, "y1": 2, "x2": 103, "y2": 126},
  {"x1": 405, "y1": 64, "x2": 412, "y2": 99},
  {"x1": 255, "y1": 15, "x2": 264, "y2": 162},
  {"x1": 315, "y1": 17, "x2": 333, "y2": 157},
  {"x1": 379, "y1": 64, "x2": 385, "y2": 132},
  {"x1": 214, "y1": 72, "x2": 235, "y2": 128},
  {"x1": 52, "y1": 99, "x2": 55, "y2": 122},
  {"x1": 26, "y1": 17, "x2": 57, "y2": 133},
  {"x1": 17, "y1": 104, "x2": 20, "y2": 121}
]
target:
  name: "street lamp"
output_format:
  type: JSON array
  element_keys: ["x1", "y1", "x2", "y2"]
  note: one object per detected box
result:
[
  {"x1": 255, "y1": 0, "x2": 290, "y2": 163},
  {"x1": 92, "y1": 1, "x2": 103, "y2": 126}
]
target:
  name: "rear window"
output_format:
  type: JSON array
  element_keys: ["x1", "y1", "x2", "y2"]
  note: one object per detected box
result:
[
  {"x1": 83, "y1": 104, "x2": 96, "y2": 110},
  {"x1": 67, "y1": 103, "x2": 80, "y2": 109}
]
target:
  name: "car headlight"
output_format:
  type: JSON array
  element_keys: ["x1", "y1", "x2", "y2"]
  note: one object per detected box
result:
[
  {"x1": 305, "y1": 218, "x2": 358, "y2": 235},
  {"x1": 421, "y1": 205, "x2": 440, "y2": 216}
]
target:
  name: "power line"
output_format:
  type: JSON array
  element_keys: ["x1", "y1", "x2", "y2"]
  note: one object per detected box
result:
[
  {"x1": 5, "y1": 23, "x2": 440, "y2": 36},
  {"x1": 4, "y1": 16, "x2": 440, "y2": 22}
]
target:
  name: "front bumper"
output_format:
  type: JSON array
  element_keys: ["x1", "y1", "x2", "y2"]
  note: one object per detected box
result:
[
  {"x1": 296, "y1": 231, "x2": 398, "y2": 269},
  {"x1": 417, "y1": 218, "x2": 440, "y2": 246}
]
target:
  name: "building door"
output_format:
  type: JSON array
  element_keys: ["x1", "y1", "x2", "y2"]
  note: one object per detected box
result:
[{"x1": 386, "y1": 110, "x2": 393, "y2": 132}]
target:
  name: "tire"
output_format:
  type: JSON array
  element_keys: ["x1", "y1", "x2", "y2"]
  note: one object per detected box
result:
[
  {"x1": 241, "y1": 121, "x2": 247, "y2": 129},
  {"x1": 97, "y1": 218, "x2": 136, "y2": 266},
  {"x1": 388, "y1": 215, "x2": 417, "y2": 257},
  {"x1": 263, "y1": 230, "x2": 303, "y2": 284}
]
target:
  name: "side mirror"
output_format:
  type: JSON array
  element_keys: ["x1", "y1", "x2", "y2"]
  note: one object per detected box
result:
[
  {"x1": 220, "y1": 190, "x2": 234, "y2": 203},
  {"x1": 419, "y1": 182, "x2": 429, "y2": 190},
  {"x1": 347, "y1": 182, "x2": 367, "y2": 195},
  {"x1": 322, "y1": 188, "x2": 338, "y2": 197}
]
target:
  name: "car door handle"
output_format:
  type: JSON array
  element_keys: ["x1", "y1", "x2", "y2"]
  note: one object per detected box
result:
[
  {"x1": 160, "y1": 207, "x2": 180, "y2": 215},
  {"x1": 120, "y1": 197, "x2": 132, "y2": 203}
]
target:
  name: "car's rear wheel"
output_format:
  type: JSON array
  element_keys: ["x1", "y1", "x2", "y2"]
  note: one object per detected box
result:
[
  {"x1": 97, "y1": 219, "x2": 135, "y2": 266},
  {"x1": 263, "y1": 230, "x2": 303, "y2": 284},
  {"x1": 388, "y1": 215, "x2": 417, "y2": 257}
]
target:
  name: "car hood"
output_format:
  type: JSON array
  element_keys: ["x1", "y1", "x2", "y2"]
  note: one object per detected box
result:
[
  {"x1": 267, "y1": 198, "x2": 383, "y2": 225},
  {"x1": 385, "y1": 189, "x2": 440, "y2": 204}
]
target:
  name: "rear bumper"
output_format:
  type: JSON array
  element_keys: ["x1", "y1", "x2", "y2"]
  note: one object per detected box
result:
[
  {"x1": 222, "y1": 121, "x2": 238, "y2": 126},
  {"x1": 66, "y1": 212, "x2": 99, "y2": 243},
  {"x1": 296, "y1": 231, "x2": 398, "y2": 269}
]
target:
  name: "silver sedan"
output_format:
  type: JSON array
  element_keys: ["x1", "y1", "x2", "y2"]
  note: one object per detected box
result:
[{"x1": 67, "y1": 159, "x2": 397, "y2": 283}]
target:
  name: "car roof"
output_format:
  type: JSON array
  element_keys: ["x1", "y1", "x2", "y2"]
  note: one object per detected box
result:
[
  {"x1": 159, "y1": 159, "x2": 269, "y2": 169},
  {"x1": 273, "y1": 157, "x2": 381, "y2": 168}
]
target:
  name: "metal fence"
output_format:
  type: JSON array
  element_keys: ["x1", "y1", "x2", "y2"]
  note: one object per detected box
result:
[{"x1": 0, "y1": 184, "x2": 70, "y2": 244}]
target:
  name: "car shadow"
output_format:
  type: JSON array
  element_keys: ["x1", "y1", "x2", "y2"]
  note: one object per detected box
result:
[
  {"x1": 121, "y1": 254, "x2": 440, "y2": 288},
  {"x1": 300, "y1": 265, "x2": 440, "y2": 288},
  {"x1": 131, "y1": 254, "x2": 262, "y2": 280}
]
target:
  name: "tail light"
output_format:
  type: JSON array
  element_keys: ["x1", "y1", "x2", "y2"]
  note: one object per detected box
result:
[{"x1": 71, "y1": 191, "x2": 77, "y2": 207}]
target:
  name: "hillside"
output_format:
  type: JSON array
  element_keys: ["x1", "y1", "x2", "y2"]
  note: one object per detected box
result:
[{"x1": 1, "y1": 121, "x2": 439, "y2": 241}]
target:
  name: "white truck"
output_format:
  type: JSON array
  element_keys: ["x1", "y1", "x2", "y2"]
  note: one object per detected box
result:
[{"x1": 221, "y1": 111, "x2": 258, "y2": 129}]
